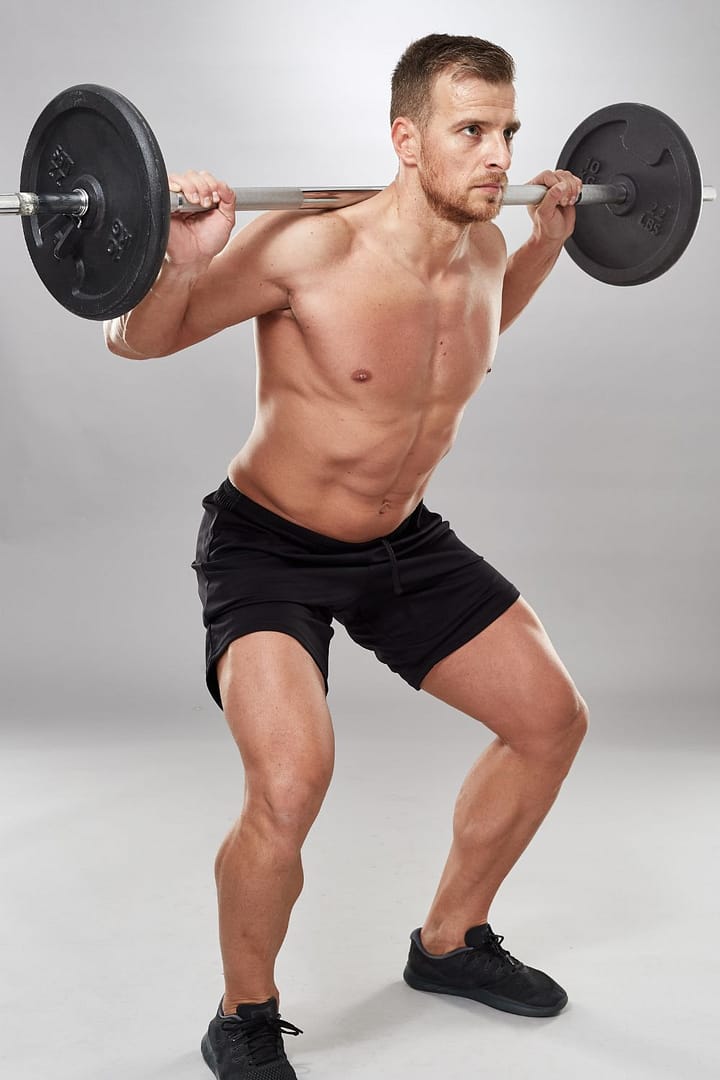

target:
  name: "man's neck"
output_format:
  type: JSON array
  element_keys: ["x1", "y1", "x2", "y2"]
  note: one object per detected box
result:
[{"x1": 375, "y1": 178, "x2": 477, "y2": 280}]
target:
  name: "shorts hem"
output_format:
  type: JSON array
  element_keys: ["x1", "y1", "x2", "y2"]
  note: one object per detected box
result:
[
  {"x1": 206, "y1": 625, "x2": 330, "y2": 710},
  {"x1": 406, "y1": 587, "x2": 522, "y2": 691}
]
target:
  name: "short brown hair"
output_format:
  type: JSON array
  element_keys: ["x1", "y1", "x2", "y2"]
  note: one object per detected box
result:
[{"x1": 390, "y1": 33, "x2": 516, "y2": 129}]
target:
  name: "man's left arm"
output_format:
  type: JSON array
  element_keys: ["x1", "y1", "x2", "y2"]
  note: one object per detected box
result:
[{"x1": 500, "y1": 170, "x2": 583, "y2": 334}]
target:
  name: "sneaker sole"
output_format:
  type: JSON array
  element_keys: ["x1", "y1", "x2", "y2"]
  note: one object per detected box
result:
[
  {"x1": 403, "y1": 965, "x2": 568, "y2": 1017},
  {"x1": 200, "y1": 1034, "x2": 219, "y2": 1077}
]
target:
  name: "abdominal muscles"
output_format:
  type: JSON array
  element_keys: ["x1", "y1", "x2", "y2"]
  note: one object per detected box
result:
[
  {"x1": 230, "y1": 395, "x2": 462, "y2": 541},
  {"x1": 227, "y1": 285, "x2": 494, "y2": 542}
]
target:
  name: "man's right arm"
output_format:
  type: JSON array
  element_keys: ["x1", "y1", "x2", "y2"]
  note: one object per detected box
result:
[
  {"x1": 104, "y1": 260, "x2": 211, "y2": 359},
  {"x1": 104, "y1": 169, "x2": 321, "y2": 360},
  {"x1": 105, "y1": 211, "x2": 295, "y2": 359}
]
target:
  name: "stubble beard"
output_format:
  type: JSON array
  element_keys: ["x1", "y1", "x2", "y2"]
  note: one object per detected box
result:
[{"x1": 418, "y1": 150, "x2": 503, "y2": 226}]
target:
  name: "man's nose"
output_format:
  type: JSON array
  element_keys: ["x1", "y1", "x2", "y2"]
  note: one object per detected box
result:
[{"x1": 483, "y1": 134, "x2": 512, "y2": 171}]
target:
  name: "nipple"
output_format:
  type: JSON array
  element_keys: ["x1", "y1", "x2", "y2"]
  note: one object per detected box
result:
[{"x1": 351, "y1": 368, "x2": 372, "y2": 382}]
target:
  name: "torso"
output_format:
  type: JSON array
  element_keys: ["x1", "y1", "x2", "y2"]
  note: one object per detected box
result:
[{"x1": 228, "y1": 195, "x2": 507, "y2": 542}]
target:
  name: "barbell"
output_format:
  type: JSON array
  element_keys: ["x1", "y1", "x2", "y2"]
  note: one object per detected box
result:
[{"x1": 0, "y1": 84, "x2": 715, "y2": 320}]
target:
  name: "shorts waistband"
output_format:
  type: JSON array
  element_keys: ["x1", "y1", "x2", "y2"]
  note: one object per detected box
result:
[{"x1": 213, "y1": 477, "x2": 425, "y2": 553}]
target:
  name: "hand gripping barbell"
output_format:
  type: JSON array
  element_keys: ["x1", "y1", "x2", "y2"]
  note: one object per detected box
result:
[{"x1": 0, "y1": 84, "x2": 715, "y2": 320}]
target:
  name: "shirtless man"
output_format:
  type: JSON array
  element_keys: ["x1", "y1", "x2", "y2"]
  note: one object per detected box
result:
[{"x1": 106, "y1": 33, "x2": 588, "y2": 1080}]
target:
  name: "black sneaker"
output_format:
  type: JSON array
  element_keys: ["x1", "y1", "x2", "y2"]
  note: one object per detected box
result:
[
  {"x1": 403, "y1": 923, "x2": 568, "y2": 1017},
  {"x1": 200, "y1": 996, "x2": 303, "y2": 1079}
]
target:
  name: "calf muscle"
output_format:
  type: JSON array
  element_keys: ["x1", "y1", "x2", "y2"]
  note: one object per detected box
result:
[{"x1": 212, "y1": 632, "x2": 336, "y2": 1009}]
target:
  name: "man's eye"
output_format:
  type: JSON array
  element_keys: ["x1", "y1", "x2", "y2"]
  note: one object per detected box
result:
[
  {"x1": 504, "y1": 129, "x2": 515, "y2": 141},
  {"x1": 463, "y1": 125, "x2": 480, "y2": 137}
]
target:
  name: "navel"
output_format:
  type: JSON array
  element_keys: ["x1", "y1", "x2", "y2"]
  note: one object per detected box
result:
[{"x1": 351, "y1": 368, "x2": 372, "y2": 382}]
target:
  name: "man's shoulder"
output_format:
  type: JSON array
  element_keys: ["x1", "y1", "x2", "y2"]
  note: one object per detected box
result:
[
  {"x1": 227, "y1": 208, "x2": 353, "y2": 272},
  {"x1": 467, "y1": 221, "x2": 508, "y2": 281},
  {"x1": 470, "y1": 220, "x2": 507, "y2": 258}
]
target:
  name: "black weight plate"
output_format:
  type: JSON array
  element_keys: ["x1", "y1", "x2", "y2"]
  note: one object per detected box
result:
[
  {"x1": 20, "y1": 84, "x2": 170, "y2": 320},
  {"x1": 556, "y1": 103, "x2": 703, "y2": 286}
]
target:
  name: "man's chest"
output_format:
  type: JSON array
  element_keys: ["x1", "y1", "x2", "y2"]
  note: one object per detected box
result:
[{"x1": 284, "y1": 255, "x2": 503, "y2": 409}]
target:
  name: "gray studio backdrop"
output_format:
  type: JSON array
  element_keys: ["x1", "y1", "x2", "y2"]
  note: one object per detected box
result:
[{"x1": 0, "y1": 0, "x2": 718, "y2": 737}]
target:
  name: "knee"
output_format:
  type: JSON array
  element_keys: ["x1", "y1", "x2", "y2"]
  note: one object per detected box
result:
[
  {"x1": 567, "y1": 695, "x2": 589, "y2": 749},
  {"x1": 245, "y1": 766, "x2": 333, "y2": 844},
  {"x1": 518, "y1": 693, "x2": 589, "y2": 762},
  {"x1": 548, "y1": 693, "x2": 589, "y2": 757}
]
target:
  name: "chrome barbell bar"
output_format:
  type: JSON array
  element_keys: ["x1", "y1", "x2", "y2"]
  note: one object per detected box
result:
[{"x1": 2, "y1": 183, "x2": 716, "y2": 217}]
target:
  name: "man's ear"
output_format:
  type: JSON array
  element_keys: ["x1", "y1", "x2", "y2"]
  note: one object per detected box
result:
[{"x1": 391, "y1": 116, "x2": 422, "y2": 166}]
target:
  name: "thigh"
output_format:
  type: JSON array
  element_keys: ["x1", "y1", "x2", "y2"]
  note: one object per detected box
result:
[
  {"x1": 216, "y1": 631, "x2": 335, "y2": 793},
  {"x1": 419, "y1": 596, "x2": 585, "y2": 751}
]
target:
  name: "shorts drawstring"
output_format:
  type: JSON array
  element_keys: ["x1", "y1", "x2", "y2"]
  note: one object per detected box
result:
[{"x1": 381, "y1": 537, "x2": 404, "y2": 596}]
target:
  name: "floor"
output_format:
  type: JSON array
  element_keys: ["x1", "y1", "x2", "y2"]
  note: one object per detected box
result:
[{"x1": 2, "y1": 697, "x2": 718, "y2": 1080}]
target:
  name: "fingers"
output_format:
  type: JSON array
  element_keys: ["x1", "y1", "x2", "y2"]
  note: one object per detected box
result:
[
  {"x1": 528, "y1": 169, "x2": 583, "y2": 207},
  {"x1": 168, "y1": 170, "x2": 235, "y2": 210}
]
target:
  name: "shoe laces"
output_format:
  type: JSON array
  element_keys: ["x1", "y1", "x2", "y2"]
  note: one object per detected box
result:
[
  {"x1": 473, "y1": 929, "x2": 522, "y2": 970},
  {"x1": 222, "y1": 1012, "x2": 303, "y2": 1066}
]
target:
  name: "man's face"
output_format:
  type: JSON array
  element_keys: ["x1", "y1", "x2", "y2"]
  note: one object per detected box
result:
[{"x1": 416, "y1": 72, "x2": 519, "y2": 225}]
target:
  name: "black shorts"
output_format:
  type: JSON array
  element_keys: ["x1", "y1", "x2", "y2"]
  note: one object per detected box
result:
[{"x1": 191, "y1": 477, "x2": 521, "y2": 710}]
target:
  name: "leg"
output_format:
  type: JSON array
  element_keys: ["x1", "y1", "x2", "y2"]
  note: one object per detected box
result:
[
  {"x1": 213, "y1": 631, "x2": 334, "y2": 1012},
  {"x1": 418, "y1": 596, "x2": 588, "y2": 954}
]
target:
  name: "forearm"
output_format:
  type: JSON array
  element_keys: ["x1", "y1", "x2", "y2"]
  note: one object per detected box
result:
[
  {"x1": 104, "y1": 256, "x2": 210, "y2": 359},
  {"x1": 499, "y1": 235, "x2": 564, "y2": 333}
]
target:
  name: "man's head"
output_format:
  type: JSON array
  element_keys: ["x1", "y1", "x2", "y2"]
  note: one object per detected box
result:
[{"x1": 390, "y1": 34, "x2": 519, "y2": 225}]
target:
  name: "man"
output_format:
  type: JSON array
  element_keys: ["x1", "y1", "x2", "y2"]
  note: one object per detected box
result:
[{"x1": 106, "y1": 32, "x2": 588, "y2": 1080}]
